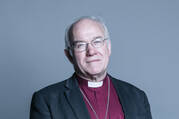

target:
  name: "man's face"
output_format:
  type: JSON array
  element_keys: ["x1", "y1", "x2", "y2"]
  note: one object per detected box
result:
[{"x1": 71, "y1": 19, "x2": 111, "y2": 78}]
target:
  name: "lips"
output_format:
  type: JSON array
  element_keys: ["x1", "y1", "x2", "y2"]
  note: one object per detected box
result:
[{"x1": 86, "y1": 59, "x2": 101, "y2": 63}]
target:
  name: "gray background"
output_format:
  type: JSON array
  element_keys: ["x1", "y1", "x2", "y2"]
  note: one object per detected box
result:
[{"x1": 0, "y1": 0, "x2": 178, "y2": 119}]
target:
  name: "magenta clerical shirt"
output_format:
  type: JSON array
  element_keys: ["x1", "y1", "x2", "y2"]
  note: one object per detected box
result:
[{"x1": 77, "y1": 75, "x2": 124, "y2": 119}]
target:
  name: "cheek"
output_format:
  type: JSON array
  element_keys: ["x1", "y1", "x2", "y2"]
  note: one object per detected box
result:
[
  {"x1": 102, "y1": 49, "x2": 110, "y2": 64},
  {"x1": 100, "y1": 48, "x2": 110, "y2": 58},
  {"x1": 75, "y1": 54, "x2": 86, "y2": 66}
]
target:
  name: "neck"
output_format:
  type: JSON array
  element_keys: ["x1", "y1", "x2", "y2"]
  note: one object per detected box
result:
[{"x1": 76, "y1": 71, "x2": 107, "y2": 82}]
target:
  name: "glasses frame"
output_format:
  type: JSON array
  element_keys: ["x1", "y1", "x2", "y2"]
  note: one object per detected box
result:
[{"x1": 71, "y1": 37, "x2": 108, "y2": 52}]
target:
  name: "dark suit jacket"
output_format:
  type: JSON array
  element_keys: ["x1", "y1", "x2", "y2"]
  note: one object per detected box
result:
[{"x1": 30, "y1": 74, "x2": 152, "y2": 119}]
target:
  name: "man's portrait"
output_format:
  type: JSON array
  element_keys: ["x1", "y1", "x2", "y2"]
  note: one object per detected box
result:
[
  {"x1": 30, "y1": 16, "x2": 152, "y2": 119},
  {"x1": 0, "y1": 1, "x2": 179, "y2": 119}
]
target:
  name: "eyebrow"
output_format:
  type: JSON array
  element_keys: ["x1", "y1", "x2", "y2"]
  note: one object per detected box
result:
[
  {"x1": 94, "y1": 36, "x2": 103, "y2": 39},
  {"x1": 73, "y1": 41, "x2": 85, "y2": 44},
  {"x1": 73, "y1": 36, "x2": 104, "y2": 43}
]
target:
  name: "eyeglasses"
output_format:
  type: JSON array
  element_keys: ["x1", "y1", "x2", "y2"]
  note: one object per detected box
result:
[{"x1": 71, "y1": 37, "x2": 108, "y2": 52}]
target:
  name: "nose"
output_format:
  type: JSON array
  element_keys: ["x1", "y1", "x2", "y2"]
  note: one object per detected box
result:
[{"x1": 86, "y1": 43, "x2": 96, "y2": 56}]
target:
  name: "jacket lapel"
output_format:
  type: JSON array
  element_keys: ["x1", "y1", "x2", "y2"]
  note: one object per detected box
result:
[
  {"x1": 110, "y1": 76, "x2": 130, "y2": 119},
  {"x1": 64, "y1": 74, "x2": 90, "y2": 119}
]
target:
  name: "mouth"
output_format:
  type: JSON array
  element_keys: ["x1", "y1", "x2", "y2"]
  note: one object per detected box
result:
[{"x1": 86, "y1": 59, "x2": 101, "y2": 63}]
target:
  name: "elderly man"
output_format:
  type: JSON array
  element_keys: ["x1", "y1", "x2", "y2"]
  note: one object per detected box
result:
[{"x1": 30, "y1": 16, "x2": 152, "y2": 119}]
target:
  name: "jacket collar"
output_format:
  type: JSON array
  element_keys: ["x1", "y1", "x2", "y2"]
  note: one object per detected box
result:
[
  {"x1": 65, "y1": 73, "x2": 78, "y2": 89},
  {"x1": 64, "y1": 73, "x2": 90, "y2": 119}
]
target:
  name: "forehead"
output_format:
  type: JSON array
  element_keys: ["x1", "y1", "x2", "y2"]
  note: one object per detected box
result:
[{"x1": 72, "y1": 19, "x2": 105, "y2": 41}]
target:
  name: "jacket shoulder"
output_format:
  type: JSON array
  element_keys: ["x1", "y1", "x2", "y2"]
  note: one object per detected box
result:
[
  {"x1": 109, "y1": 75, "x2": 145, "y2": 95},
  {"x1": 33, "y1": 78, "x2": 70, "y2": 98}
]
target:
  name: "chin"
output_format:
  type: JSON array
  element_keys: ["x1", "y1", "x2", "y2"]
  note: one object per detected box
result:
[{"x1": 87, "y1": 68, "x2": 105, "y2": 76}]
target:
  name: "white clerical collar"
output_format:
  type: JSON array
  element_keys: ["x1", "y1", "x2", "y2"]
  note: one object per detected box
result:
[{"x1": 88, "y1": 81, "x2": 103, "y2": 88}]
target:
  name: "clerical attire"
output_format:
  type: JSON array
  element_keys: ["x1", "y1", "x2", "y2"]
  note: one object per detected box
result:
[{"x1": 77, "y1": 75, "x2": 124, "y2": 119}]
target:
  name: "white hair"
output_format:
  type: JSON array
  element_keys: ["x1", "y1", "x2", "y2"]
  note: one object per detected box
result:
[{"x1": 64, "y1": 16, "x2": 110, "y2": 50}]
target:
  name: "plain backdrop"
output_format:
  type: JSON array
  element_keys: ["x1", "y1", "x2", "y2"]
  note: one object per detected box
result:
[{"x1": 0, "y1": 0, "x2": 179, "y2": 119}]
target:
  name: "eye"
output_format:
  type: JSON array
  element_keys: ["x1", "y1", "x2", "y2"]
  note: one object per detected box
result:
[
  {"x1": 75, "y1": 43, "x2": 86, "y2": 49},
  {"x1": 93, "y1": 38, "x2": 103, "y2": 46}
]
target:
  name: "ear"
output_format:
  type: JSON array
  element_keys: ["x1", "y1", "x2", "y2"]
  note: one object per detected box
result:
[{"x1": 64, "y1": 49, "x2": 73, "y2": 64}]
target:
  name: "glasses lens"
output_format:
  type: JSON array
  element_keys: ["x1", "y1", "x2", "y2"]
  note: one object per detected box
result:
[
  {"x1": 92, "y1": 38, "x2": 104, "y2": 48},
  {"x1": 74, "y1": 42, "x2": 86, "y2": 51}
]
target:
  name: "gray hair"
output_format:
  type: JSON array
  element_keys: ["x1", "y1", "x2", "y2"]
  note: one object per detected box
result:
[{"x1": 64, "y1": 16, "x2": 110, "y2": 50}]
